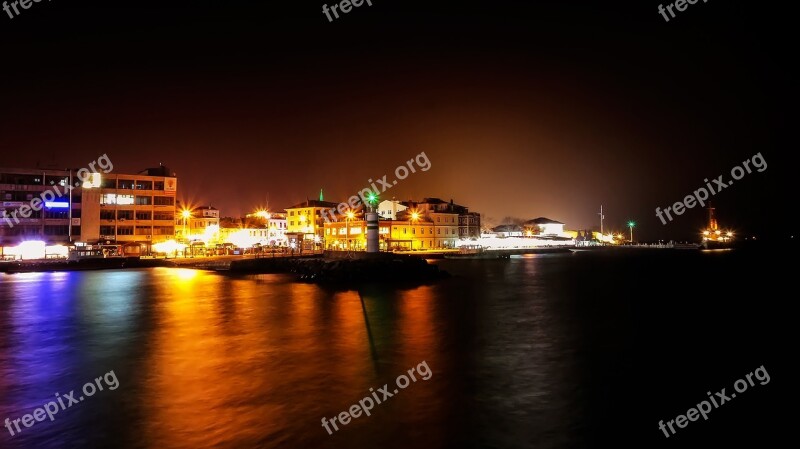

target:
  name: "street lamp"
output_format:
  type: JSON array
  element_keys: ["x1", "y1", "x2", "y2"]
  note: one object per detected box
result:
[
  {"x1": 181, "y1": 209, "x2": 192, "y2": 242},
  {"x1": 627, "y1": 221, "x2": 636, "y2": 243},
  {"x1": 346, "y1": 210, "x2": 355, "y2": 250},
  {"x1": 409, "y1": 211, "x2": 421, "y2": 250}
]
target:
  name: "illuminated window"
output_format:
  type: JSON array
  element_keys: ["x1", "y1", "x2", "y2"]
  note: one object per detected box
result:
[{"x1": 101, "y1": 194, "x2": 134, "y2": 205}]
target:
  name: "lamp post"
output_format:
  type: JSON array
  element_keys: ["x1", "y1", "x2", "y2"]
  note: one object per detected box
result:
[
  {"x1": 346, "y1": 210, "x2": 355, "y2": 250},
  {"x1": 181, "y1": 209, "x2": 192, "y2": 241},
  {"x1": 410, "y1": 211, "x2": 420, "y2": 250},
  {"x1": 627, "y1": 221, "x2": 636, "y2": 243},
  {"x1": 180, "y1": 209, "x2": 192, "y2": 257}
]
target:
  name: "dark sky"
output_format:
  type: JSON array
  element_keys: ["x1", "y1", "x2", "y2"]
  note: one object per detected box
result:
[{"x1": 0, "y1": 0, "x2": 794, "y2": 240}]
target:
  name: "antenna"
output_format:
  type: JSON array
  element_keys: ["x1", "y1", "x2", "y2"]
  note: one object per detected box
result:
[{"x1": 598, "y1": 205, "x2": 605, "y2": 235}]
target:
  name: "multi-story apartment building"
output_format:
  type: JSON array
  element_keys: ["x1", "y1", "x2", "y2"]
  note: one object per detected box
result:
[
  {"x1": 408, "y1": 198, "x2": 481, "y2": 239},
  {"x1": 267, "y1": 213, "x2": 288, "y2": 246},
  {"x1": 0, "y1": 167, "x2": 80, "y2": 248},
  {"x1": 324, "y1": 218, "x2": 409, "y2": 251},
  {"x1": 1, "y1": 165, "x2": 178, "y2": 256},
  {"x1": 323, "y1": 211, "x2": 459, "y2": 251},
  {"x1": 89, "y1": 166, "x2": 178, "y2": 254},
  {"x1": 285, "y1": 199, "x2": 340, "y2": 251}
]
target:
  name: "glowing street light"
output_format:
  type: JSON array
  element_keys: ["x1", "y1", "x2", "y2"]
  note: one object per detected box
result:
[
  {"x1": 627, "y1": 221, "x2": 636, "y2": 243},
  {"x1": 345, "y1": 210, "x2": 355, "y2": 250},
  {"x1": 181, "y1": 209, "x2": 192, "y2": 242},
  {"x1": 365, "y1": 192, "x2": 379, "y2": 212},
  {"x1": 409, "y1": 211, "x2": 421, "y2": 250}
]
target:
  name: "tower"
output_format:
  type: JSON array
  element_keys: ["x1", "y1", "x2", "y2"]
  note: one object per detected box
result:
[{"x1": 707, "y1": 206, "x2": 718, "y2": 231}]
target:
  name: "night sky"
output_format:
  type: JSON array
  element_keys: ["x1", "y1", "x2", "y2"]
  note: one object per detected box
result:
[{"x1": 0, "y1": 0, "x2": 794, "y2": 241}]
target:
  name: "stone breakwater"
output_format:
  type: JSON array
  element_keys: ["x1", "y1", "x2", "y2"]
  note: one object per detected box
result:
[{"x1": 230, "y1": 253, "x2": 449, "y2": 284}]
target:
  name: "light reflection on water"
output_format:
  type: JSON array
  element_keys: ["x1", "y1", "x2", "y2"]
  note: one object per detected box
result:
[{"x1": 0, "y1": 253, "x2": 714, "y2": 448}]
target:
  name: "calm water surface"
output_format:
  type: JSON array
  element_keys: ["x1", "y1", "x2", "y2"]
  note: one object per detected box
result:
[{"x1": 0, "y1": 251, "x2": 787, "y2": 448}]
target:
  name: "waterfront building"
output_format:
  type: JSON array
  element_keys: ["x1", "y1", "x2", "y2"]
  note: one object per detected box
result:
[
  {"x1": 324, "y1": 217, "x2": 435, "y2": 251},
  {"x1": 406, "y1": 198, "x2": 481, "y2": 239},
  {"x1": 243, "y1": 210, "x2": 288, "y2": 247},
  {"x1": 377, "y1": 199, "x2": 408, "y2": 220},
  {"x1": 176, "y1": 205, "x2": 220, "y2": 245},
  {"x1": 323, "y1": 209, "x2": 459, "y2": 251},
  {"x1": 90, "y1": 166, "x2": 178, "y2": 255},
  {"x1": 522, "y1": 217, "x2": 567, "y2": 237},
  {"x1": 492, "y1": 224, "x2": 524, "y2": 237},
  {"x1": 267, "y1": 213, "x2": 288, "y2": 246},
  {"x1": 285, "y1": 199, "x2": 340, "y2": 251},
  {"x1": 1, "y1": 165, "x2": 178, "y2": 256},
  {"x1": 1, "y1": 167, "x2": 79, "y2": 249}
]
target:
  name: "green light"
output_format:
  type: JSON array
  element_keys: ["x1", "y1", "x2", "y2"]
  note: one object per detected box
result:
[
  {"x1": 627, "y1": 221, "x2": 636, "y2": 227},
  {"x1": 367, "y1": 192, "x2": 378, "y2": 204}
]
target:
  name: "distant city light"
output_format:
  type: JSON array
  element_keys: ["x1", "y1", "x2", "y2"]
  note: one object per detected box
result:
[
  {"x1": 45, "y1": 201, "x2": 69, "y2": 209},
  {"x1": 253, "y1": 210, "x2": 270, "y2": 219},
  {"x1": 226, "y1": 230, "x2": 261, "y2": 248},
  {"x1": 152, "y1": 240, "x2": 187, "y2": 254},
  {"x1": 9, "y1": 240, "x2": 47, "y2": 260}
]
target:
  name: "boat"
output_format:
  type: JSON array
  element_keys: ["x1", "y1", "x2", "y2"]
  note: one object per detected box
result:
[{"x1": 700, "y1": 206, "x2": 734, "y2": 249}]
